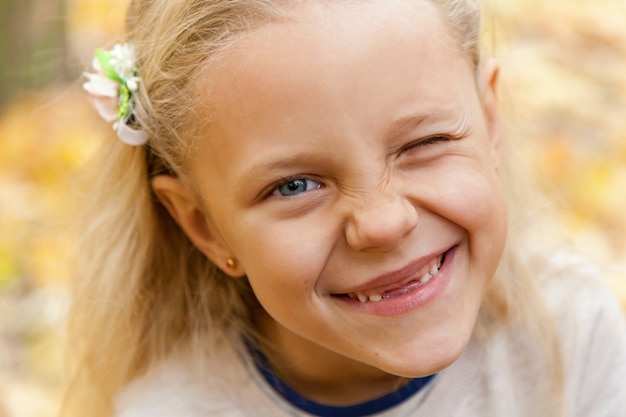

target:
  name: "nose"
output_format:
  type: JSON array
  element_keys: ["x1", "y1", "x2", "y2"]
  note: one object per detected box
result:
[{"x1": 345, "y1": 193, "x2": 418, "y2": 252}]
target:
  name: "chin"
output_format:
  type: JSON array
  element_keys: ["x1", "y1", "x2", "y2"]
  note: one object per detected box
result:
[
  {"x1": 394, "y1": 346, "x2": 465, "y2": 378},
  {"x1": 375, "y1": 318, "x2": 476, "y2": 378}
]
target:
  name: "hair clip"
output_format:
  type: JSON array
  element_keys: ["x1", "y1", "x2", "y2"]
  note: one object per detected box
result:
[{"x1": 83, "y1": 43, "x2": 148, "y2": 146}]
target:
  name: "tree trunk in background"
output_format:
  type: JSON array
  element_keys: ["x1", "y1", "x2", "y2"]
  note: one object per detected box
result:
[{"x1": 0, "y1": 0, "x2": 69, "y2": 110}]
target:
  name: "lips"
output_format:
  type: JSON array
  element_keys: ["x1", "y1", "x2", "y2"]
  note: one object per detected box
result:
[{"x1": 335, "y1": 249, "x2": 449, "y2": 303}]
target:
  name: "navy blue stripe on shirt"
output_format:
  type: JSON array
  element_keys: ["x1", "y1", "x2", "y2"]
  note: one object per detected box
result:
[{"x1": 248, "y1": 343, "x2": 435, "y2": 417}]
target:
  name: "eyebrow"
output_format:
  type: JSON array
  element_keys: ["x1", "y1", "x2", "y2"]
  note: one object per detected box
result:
[
  {"x1": 387, "y1": 111, "x2": 451, "y2": 139},
  {"x1": 238, "y1": 149, "x2": 322, "y2": 185},
  {"x1": 388, "y1": 114, "x2": 429, "y2": 138},
  {"x1": 237, "y1": 111, "x2": 456, "y2": 184}
]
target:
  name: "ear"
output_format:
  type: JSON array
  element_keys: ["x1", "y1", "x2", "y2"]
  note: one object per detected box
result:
[
  {"x1": 151, "y1": 175, "x2": 246, "y2": 277},
  {"x1": 478, "y1": 58, "x2": 502, "y2": 170}
]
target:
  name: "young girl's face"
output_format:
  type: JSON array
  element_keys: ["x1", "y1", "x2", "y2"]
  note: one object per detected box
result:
[{"x1": 161, "y1": 0, "x2": 506, "y2": 398}]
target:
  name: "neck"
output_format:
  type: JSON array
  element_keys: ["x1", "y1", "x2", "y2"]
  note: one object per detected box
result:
[{"x1": 254, "y1": 313, "x2": 410, "y2": 406}]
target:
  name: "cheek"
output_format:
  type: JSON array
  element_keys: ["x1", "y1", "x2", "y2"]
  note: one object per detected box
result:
[
  {"x1": 422, "y1": 162, "x2": 507, "y2": 254},
  {"x1": 227, "y1": 218, "x2": 330, "y2": 293},
  {"x1": 456, "y1": 169, "x2": 508, "y2": 280},
  {"x1": 438, "y1": 161, "x2": 504, "y2": 223}
]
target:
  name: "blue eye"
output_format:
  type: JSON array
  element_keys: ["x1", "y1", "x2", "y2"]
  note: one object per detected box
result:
[{"x1": 272, "y1": 178, "x2": 322, "y2": 197}]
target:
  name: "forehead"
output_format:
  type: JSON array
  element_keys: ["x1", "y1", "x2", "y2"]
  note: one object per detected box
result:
[
  {"x1": 189, "y1": 0, "x2": 475, "y2": 179},
  {"x1": 200, "y1": 0, "x2": 463, "y2": 104}
]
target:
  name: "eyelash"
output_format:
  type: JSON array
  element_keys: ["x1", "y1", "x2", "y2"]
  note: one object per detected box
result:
[{"x1": 399, "y1": 135, "x2": 450, "y2": 154}]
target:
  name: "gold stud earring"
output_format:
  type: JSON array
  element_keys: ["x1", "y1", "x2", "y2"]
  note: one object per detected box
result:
[{"x1": 226, "y1": 258, "x2": 236, "y2": 269}]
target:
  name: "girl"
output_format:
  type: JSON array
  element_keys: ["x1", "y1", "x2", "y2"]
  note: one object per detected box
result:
[{"x1": 67, "y1": 0, "x2": 626, "y2": 416}]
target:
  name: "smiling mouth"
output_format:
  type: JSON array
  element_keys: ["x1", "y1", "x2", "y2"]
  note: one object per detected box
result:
[{"x1": 339, "y1": 252, "x2": 447, "y2": 303}]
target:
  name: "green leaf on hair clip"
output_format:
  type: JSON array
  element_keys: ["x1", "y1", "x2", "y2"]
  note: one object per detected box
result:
[{"x1": 95, "y1": 49, "x2": 123, "y2": 83}]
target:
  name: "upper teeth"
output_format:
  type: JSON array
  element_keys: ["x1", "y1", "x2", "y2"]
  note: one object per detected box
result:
[{"x1": 349, "y1": 254, "x2": 443, "y2": 303}]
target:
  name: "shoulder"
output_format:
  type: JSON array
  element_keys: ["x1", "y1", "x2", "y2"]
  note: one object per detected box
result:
[
  {"x1": 538, "y1": 251, "x2": 626, "y2": 416},
  {"x1": 113, "y1": 343, "x2": 256, "y2": 417},
  {"x1": 538, "y1": 251, "x2": 625, "y2": 342},
  {"x1": 114, "y1": 354, "x2": 225, "y2": 417}
]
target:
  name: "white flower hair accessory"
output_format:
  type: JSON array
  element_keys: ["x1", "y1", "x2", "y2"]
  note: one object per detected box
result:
[{"x1": 83, "y1": 43, "x2": 148, "y2": 146}]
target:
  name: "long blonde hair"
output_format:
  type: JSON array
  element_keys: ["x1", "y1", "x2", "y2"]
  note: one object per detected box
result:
[{"x1": 63, "y1": 1, "x2": 562, "y2": 416}]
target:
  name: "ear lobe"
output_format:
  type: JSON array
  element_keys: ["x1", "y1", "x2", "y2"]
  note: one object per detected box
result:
[
  {"x1": 151, "y1": 175, "x2": 246, "y2": 277},
  {"x1": 478, "y1": 58, "x2": 502, "y2": 169}
]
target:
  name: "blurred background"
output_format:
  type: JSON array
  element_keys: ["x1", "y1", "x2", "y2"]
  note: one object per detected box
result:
[{"x1": 0, "y1": 0, "x2": 624, "y2": 416}]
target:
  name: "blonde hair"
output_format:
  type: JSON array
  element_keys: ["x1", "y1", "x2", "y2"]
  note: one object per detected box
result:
[{"x1": 63, "y1": 1, "x2": 562, "y2": 416}]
